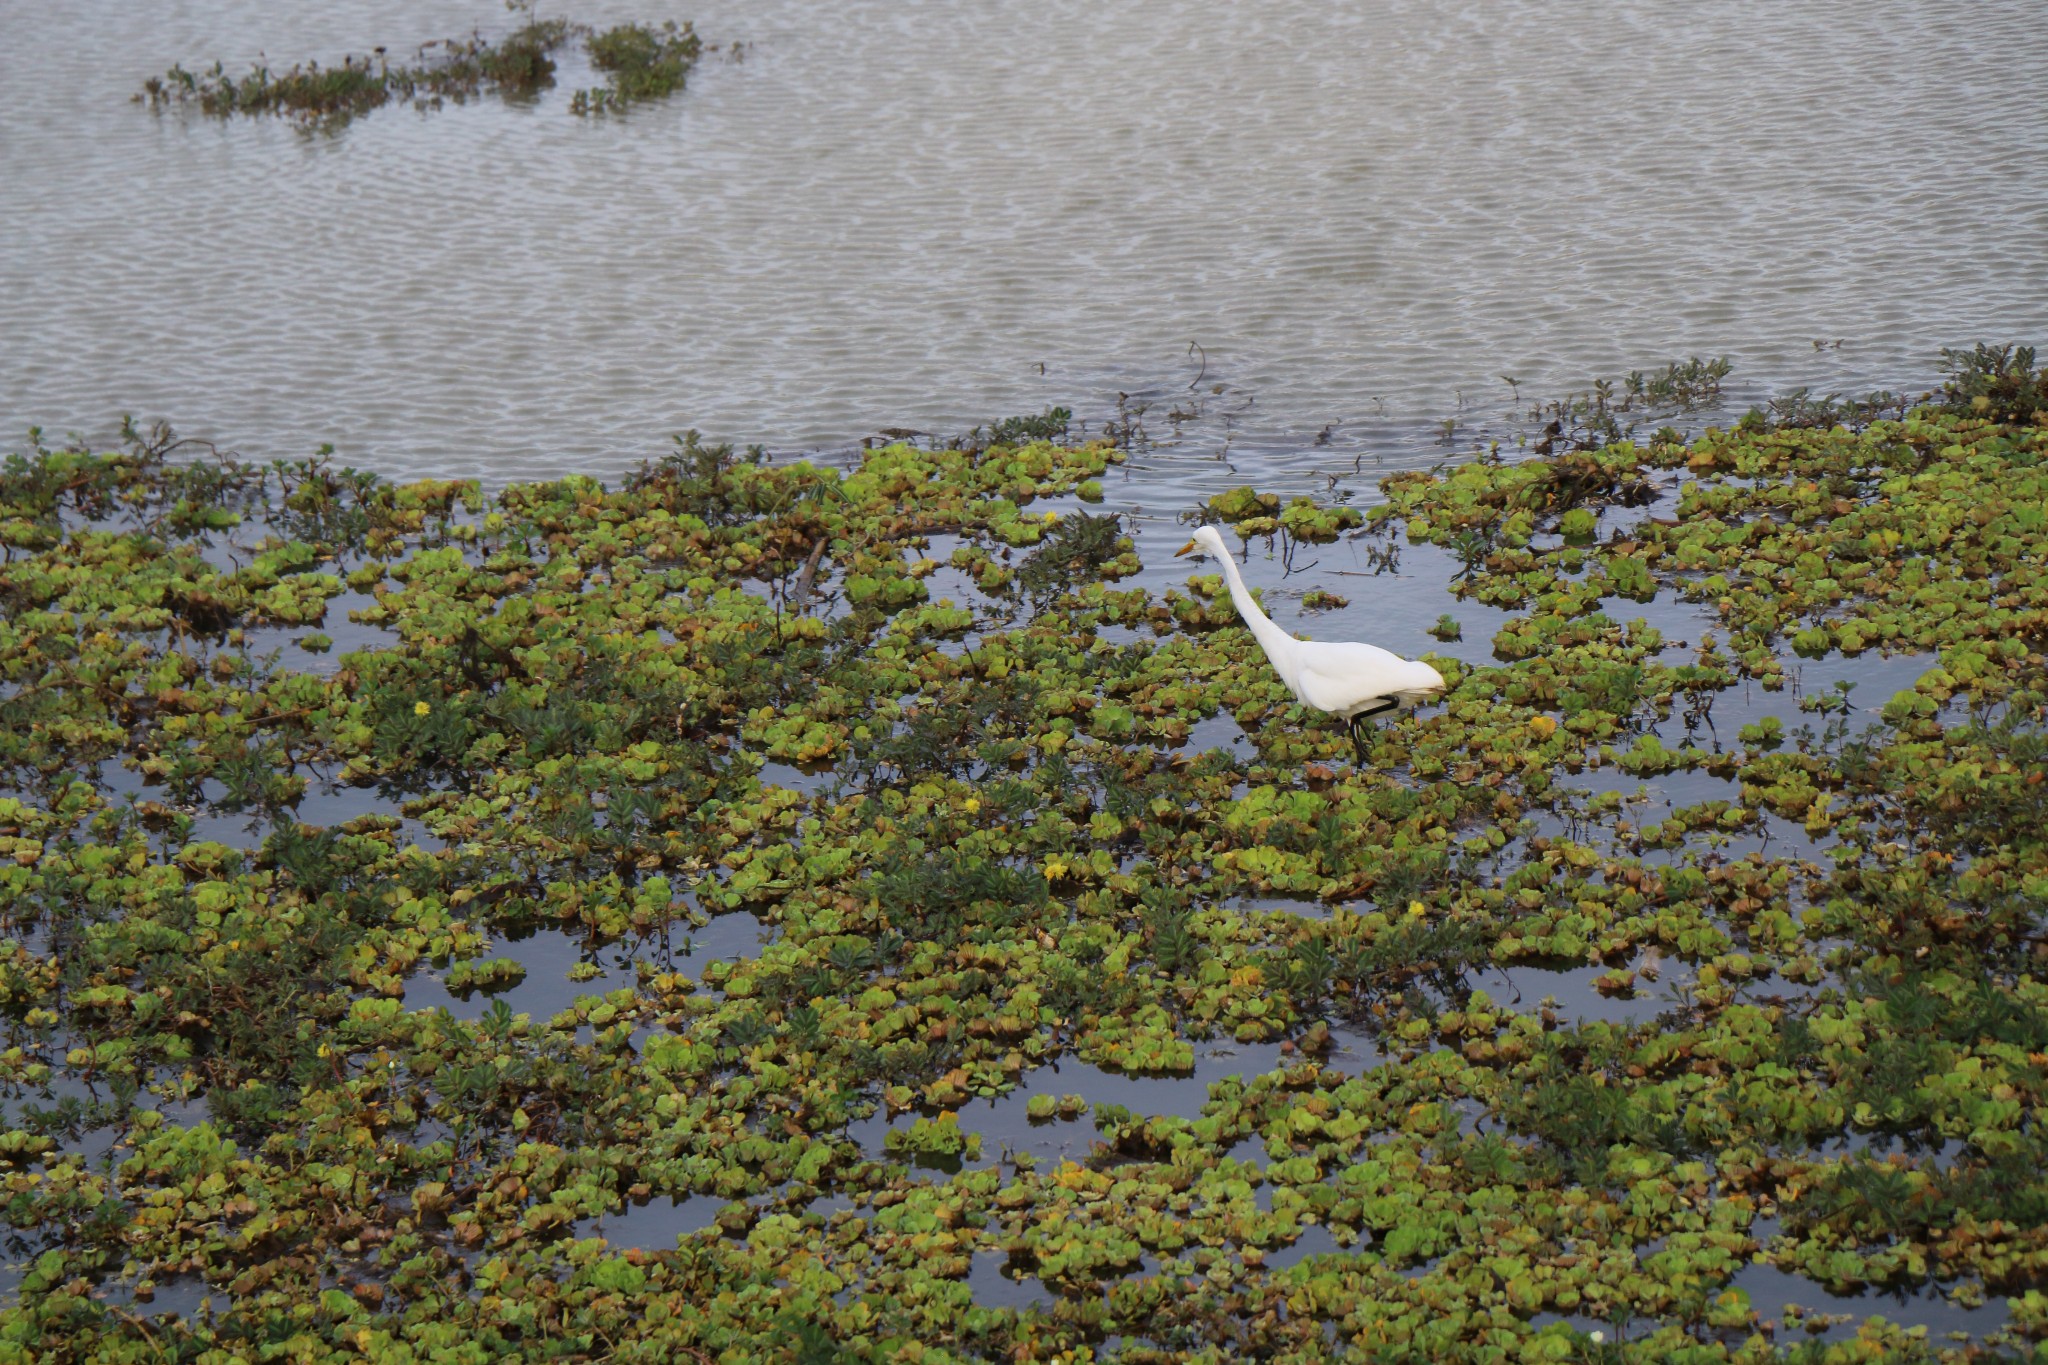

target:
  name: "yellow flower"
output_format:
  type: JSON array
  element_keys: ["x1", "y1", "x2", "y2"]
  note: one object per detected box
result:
[
  {"x1": 1043, "y1": 858, "x2": 1069, "y2": 880},
  {"x1": 414, "y1": 701, "x2": 432, "y2": 717},
  {"x1": 1407, "y1": 901, "x2": 1427, "y2": 918},
  {"x1": 963, "y1": 797, "x2": 981, "y2": 815}
]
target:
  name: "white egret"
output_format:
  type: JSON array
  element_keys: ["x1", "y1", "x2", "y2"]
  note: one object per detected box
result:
[{"x1": 1177, "y1": 524, "x2": 1445, "y2": 761}]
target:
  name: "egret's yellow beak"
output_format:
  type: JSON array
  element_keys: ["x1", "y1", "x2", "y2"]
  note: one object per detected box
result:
[{"x1": 1175, "y1": 539, "x2": 1199, "y2": 557}]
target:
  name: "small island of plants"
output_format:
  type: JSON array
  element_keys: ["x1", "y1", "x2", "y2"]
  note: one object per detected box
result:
[{"x1": 138, "y1": 7, "x2": 710, "y2": 132}]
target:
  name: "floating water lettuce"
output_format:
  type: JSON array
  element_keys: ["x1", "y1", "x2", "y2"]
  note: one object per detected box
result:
[{"x1": 1, "y1": 370, "x2": 2046, "y2": 1360}]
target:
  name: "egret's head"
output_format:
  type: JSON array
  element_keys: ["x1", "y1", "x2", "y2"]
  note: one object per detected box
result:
[
  {"x1": 1400, "y1": 659, "x2": 1449, "y2": 701},
  {"x1": 1175, "y1": 525, "x2": 1231, "y2": 560}
]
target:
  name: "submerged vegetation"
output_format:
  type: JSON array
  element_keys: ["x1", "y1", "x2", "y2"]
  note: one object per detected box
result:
[
  {"x1": 138, "y1": 9, "x2": 709, "y2": 132},
  {"x1": 2, "y1": 351, "x2": 2048, "y2": 1360}
]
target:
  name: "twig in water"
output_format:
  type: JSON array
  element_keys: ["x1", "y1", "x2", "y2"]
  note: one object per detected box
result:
[{"x1": 791, "y1": 538, "x2": 829, "y2": 610}]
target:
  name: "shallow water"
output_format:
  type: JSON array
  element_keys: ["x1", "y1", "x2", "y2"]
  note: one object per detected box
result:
[
  {"x1": 1522, "y1": 1261, "x2": 2015, "y2": 1348},
  {"x1": 1730, "y1": 1259, "x2": 2013, "y2": 1344},
  {"x1": 847, "y1": 1035, "x2": 1299, "y2": 1170},
  {"x1": 93, "y1": 1274, "x2": 215, "y2": 1322},
  {"x1": 580, "y1": 1191, "x2": 728, "y2": 1249},
  {"x1": 405, "y1": 909, "x2": 776, "y2": 1022},
  {"x1": 5, "y1": 1, "x2": 2046, "y2": 490},
  {"x1": 968, "y1": 1249, "x2": 1052, "y2": 1311}
]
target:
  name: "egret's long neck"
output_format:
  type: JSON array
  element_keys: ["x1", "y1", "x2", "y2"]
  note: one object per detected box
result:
[{"x1": 1213, "y1": 548, "x2": 1298, "y2": 678}]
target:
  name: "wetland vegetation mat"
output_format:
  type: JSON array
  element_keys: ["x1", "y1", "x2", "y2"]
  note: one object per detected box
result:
[
  {"x1": 138, "y1": 12, "x2": 708, "y2": 132},
  {"x1": 3, "y1": 349, "x2": 2048, "y2": 1361}
]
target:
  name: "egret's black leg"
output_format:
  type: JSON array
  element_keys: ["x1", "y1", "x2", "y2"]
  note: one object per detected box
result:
[{"x1": 1348, "y1": 699, "x2": 1399, "y2": 766}]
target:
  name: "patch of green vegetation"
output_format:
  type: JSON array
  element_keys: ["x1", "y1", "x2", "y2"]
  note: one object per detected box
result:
[
  {"x1": 1013, "y1": 511, "x2": 1137, "y2": 612},
  {"x1": 1939, "y1": 342, "x2": 2048, "y2": 425},
  {"x1": 571, "y1": 21, "x2": 705, "y2": 115},
  {"x1": 950, "y1": 408, "x2": 1076, "y2": 456},
  {"x1": 2, "y1": 356, "x2": 2047, "y2": 1360},
  {"x1": 139, "y1": 20, "x2": 575, "y2": 131},
  {"x1": 1518, "y1": 355, "x2": 1734, "y2": 455},
  {"x1": 1206, "y1": 485, "x2": 1282, "y2": 542},
  {"x1": 140, "y1": 53, "x2": 398, "y2": 129},
  {"x1": 138, "y1": 9, "x2": 708, "y2": 131}
]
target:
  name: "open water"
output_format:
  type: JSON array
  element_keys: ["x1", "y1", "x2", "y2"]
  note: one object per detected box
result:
[{"x1": 3, "y1": 0, "x2": 2046, "y2": 489}]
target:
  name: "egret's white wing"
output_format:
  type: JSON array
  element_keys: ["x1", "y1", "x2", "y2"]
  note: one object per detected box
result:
[{"x1": 1289, "y1": 639, "x2": 1413, "y2": 714}]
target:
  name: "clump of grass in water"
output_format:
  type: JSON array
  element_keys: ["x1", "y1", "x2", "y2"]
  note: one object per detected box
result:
[
  {"x1": 1503, "y1": 354, "x2": 1733, "y2": 456},
  {"x1": 952, "y1": 407, "x2": 1074, "y2": 454},
  {"x1": 140, "y1": 53, "x2": 399, "y2": 130},
  {"x1": 415, "y1": 19, "x2": 574, "y2": 105},
  {"x1": 571, "y1": 21, "x2": 705, "y2": 115},
  {"x1": 136, "y1": 11, "x2": 708, "y2": 131},
  {"x1": 139, "y1": 19, "x2": 574, "y2": 131}
]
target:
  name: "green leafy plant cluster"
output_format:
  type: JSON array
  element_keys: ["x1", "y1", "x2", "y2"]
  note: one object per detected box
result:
[
  {"x1": 570, "y1": 21, "x2": 705, "y2": 115},
  {"x1": 138, "y1": 18, "x2": 573, "y2": 132},
  {"x1": 1939, "y1": 344, "x2": 2048, "y2": 426},
  {"x1": 139, "y1": 12, "x2": 708, "y2": 131}
]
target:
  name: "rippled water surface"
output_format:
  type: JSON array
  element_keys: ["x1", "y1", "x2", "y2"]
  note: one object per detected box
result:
[{"x1": 4, "y1": 0, "x2": 2045, "y2": 486}]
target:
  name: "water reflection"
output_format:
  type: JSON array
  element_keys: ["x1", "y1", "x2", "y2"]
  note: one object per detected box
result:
[
  {"x1": 1730, "y1": 1260, "x2": 2011, "y2": 1344},
  {"x1": 849, "y1": 1036, "x2": 1296, "y2": 1169},
  {"x1": 580, "y1": 1192, "x2": 728, "y2": 1249},
  {"x1": 405, "y1": 909, "x2": 776, "y2": 1022}
]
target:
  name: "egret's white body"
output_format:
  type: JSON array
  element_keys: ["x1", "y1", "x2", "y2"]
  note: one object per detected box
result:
[{"x1": 1178, "y1": 524, "x2": 1444, "y2": 756}]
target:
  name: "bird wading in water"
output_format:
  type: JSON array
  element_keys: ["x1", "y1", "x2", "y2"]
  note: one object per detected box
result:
[{"x1": 1177, "y1": 524, "x2": 1445, "y2": 762}]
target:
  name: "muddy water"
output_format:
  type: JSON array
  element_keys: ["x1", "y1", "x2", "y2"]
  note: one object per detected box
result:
[{"x1": 4, "y1": 0, "x2": 2046, "y2": 488}]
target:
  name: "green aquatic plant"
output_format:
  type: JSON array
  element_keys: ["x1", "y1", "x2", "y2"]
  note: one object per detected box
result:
[
  {"x1": 1939, "y1": 342, "x2": 2048, "y2": 424},
  {"x1": 1516, "y1": 356, "x2": 1733, "y2": 455},
  {"x1": 571, "y1": 21, "x2": 705, "y2": 115},
  {"x1": 1277, "y1": 496, "x2": 1365, "y2": 544},
  {"x1": 138, "y1": 19, "x2": 575, "y2": 131},
  {"x1": 956, "y1": 407, "x2": 1074, "y2": 453},
  {"x1": 1204, "y1": 485, "x2": 1281, "y2": 541},
  {"x1": 138, "y1": 11, "x2": 705, "y2": 131},
  {"x1": 1624, "y1": 355, "x2": 1732, "y2": 410},
  {"x1": 1739, "y1": 385, "x2": 1912, "y2": 431},
  {"x1": 1012, "y1": 510, "x2": 1134, "y2": 612},
  {"x1": 2, "y1": 376, "x2": 2047, "y2": 1360},
  {"x1": 419, "y1": 17, "x2": 574, "y2": 103}
]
